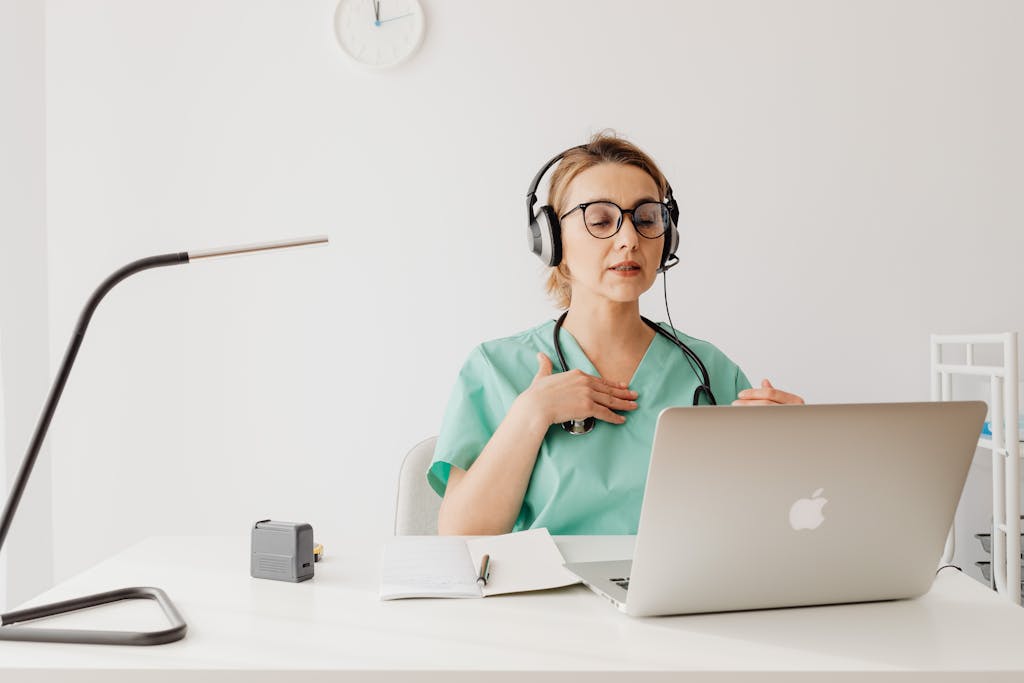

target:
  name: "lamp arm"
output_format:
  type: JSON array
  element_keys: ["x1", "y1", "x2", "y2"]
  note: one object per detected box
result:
[
  {"x1": 0, "y1": 252, "x2": 188, "y2": 555},
  {"x1": 0, "y1": 235, "x2": 324, "y2": 644}
]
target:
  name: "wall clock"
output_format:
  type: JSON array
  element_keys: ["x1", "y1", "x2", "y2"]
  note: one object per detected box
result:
[{"x1": 334, "y1": 0, "x2": 425, "y2": 69}]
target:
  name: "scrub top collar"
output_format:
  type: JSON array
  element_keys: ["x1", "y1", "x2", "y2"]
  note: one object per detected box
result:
[{"x1": 552, "y1": 320, "x2": 666, "y2": 388}]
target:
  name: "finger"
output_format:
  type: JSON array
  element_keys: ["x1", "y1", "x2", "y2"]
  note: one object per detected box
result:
[
  {"x1": 731, "y1": 399, "x2": 780, "y2": 406},
  {"x1": 534, "y1": 353, "x2": 553, "y2": 379},
  {"x1": 739, "y1": 387, "x2": 804, "y2": 404},
  {"x1": 600, "y1": 384, "x2": 640, "y2": 400},
  {"x1": 737, "y1": 388, "x2": 783, "y2": 402},
  {"x1": 591, "y1": 404, "x2": 627, "y2": 425},
  {"x1": 590, "y1": 389, "x2": 639, "y2": 412},
  {"x1": 589, "y1": 376, "x2": 639, "y2": 399},
  {"x1": 768, "y1": 390, "x2": 803, "y2": 404},
  {"x1": 737, "y1": 393, "x2": 782, "y2": 403},
  {"x1": 761, "y1": 379, "x2": 774, "y2": 389}
]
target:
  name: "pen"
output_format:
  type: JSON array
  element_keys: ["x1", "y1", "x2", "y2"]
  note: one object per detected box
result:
[{"x1": 476, "y1": 554, "x2": 491, "y2": 587}]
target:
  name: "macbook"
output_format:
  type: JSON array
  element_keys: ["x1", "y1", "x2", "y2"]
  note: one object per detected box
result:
[{"x1": 564, "y1": 401, "x2": 986, "y2": 616}]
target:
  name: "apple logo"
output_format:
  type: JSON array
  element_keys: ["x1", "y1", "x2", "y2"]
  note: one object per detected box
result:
[{"x1": 789, "y1": 488, "x2": 828, "y2": 530}]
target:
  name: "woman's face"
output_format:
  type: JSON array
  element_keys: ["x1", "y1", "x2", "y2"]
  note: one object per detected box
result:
[{"x1": 559, "y1": 162, "x2": 665, "y2": 306}]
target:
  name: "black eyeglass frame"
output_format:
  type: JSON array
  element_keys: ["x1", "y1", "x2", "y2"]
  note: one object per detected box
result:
[{"x1": 559, "y1": 200, "x2": 671, "y2": 240}]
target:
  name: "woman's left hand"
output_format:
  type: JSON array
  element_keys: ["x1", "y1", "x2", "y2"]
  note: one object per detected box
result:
[{"x1": 732, "y1": 379, "x2": 805, "y2": 406}]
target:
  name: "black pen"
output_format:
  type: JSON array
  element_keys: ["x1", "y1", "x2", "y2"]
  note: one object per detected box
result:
[{"x1": 476, "y1": 554, "x2": 491, "y2": 587}]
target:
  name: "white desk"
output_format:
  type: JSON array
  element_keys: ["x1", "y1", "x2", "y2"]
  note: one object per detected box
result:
[{"x1": 3, "y1": 535, "x2": 1024, "y2": 682}]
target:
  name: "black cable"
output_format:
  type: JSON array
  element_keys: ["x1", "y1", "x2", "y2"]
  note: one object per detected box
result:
[
  {"x1": 661, "y1": 270, "x2": 701, "y2": 385},
  {"x1": 552, "y1": 310, "x2": 571, "y2": 374},
  {"x1": 657, "y1": 270, "x2": 716, "y2": 405},
  {"x1": 552, "y1": 311, "x2": 596, "y2": 435}
]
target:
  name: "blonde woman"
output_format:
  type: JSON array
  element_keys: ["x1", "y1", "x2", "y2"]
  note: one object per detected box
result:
[{"x1": 429, "y1": 133, "x2": 804, "y2": 535}]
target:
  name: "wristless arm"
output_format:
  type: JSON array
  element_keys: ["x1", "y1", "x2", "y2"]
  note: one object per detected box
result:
[{"x1": 437, "y1": 396, "x2": 550, "y2": 535}]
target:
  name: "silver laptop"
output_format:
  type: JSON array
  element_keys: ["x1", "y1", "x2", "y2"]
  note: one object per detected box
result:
[{"x1": 565, "y1": 401, "x2": 986, "y2": 617}]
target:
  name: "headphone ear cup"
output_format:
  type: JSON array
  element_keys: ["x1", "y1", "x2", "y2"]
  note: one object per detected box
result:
[
  {"x1": 667, "y1": 197, "x2": 680, "y2": 227},
  {"x1": 529, "y1": 205, "x2": 562, "y2": 267},
  {"x1": 659, "y1": 203, "x2": 680, "y2": 272},
  {"x1": 666, "y1": 220, "x2": 679, "y2": 264}
]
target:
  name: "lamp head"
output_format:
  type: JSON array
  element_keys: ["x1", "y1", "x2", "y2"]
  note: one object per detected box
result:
[{"x1": 187, "y1": 235, "x2": 329, "y2": 262}]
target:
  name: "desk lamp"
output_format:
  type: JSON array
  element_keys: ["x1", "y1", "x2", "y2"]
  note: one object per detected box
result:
[{"x1": 0, "y1": 235, "x2": 328, "y2": 645}]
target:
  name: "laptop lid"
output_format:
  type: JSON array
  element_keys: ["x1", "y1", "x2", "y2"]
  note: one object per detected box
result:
[{"x1": 624, "y1": 401, "x2": 986, "y2": 617}]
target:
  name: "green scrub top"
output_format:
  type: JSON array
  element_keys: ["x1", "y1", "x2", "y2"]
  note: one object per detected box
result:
[{"x1": 427, "y1": 319, "x2": 752, "y2": 534}]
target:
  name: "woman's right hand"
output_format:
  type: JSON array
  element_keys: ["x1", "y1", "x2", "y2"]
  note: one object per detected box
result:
[{"x1": 515, "y1": 352, "x2": 639, "y2": 428}]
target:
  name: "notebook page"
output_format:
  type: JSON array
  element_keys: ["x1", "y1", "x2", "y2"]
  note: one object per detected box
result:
[
  {"x1": 379, "y1": 536, "x2": 482, "y2": 600},
  {"x1": 466, "y1": 528, "x2": 581, "y2": 597}
]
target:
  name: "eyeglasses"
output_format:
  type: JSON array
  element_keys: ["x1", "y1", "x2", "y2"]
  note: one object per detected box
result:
[{"x1": 559, "y1": 201, "x2": 670, "y2": 240}]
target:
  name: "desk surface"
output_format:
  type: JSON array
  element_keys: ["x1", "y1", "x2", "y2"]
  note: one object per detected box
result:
[{"x1": 3, "y1": 535, "x2": 1024, "y2": 682}]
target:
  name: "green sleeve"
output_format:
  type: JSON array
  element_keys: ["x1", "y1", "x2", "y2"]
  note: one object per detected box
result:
[
  {"x1": 427, "y1": 347, "x2": 502, "y2": 498},
  {"x1": 734, "y1": 365, "x2": 752, "y2": 398}
]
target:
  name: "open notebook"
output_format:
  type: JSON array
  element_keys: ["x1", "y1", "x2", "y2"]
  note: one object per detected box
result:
[{"x1": 379, "y1": 528, "x2": 580, "y2": 600}]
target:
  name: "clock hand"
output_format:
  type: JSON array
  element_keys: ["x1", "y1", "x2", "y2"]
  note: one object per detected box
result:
[
  {"x1": 372, "y1": 0, "x2": 380, "y2": 23},
  {"x1": 378, "y1": 11, "x2": 413, "y2": 23}
]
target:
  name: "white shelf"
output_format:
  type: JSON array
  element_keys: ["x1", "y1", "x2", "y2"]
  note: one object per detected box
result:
[
  {"x1": 932, "y1": 332, "x2": 1021, "y2": 606},
  {"x1": 977, "y1": 437, "x2": 1022, "y2": 456}
]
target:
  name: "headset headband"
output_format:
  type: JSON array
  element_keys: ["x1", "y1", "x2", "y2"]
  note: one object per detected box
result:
[
  {"x1": 525, "y1": 147, "x2": 585, "y2": 225},
  {"x1": 526, "y1": 146, "x2": 677, "y2": 223}
]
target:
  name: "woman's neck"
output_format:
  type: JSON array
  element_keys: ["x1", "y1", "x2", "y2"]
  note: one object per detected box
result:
[{"x1": 561, "y1": 295, "x2": 652, "y2": 364}]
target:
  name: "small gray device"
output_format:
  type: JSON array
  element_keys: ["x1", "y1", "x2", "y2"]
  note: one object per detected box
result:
[{"x1": 250, "y1": 520, "x2": 315, "y2": 583}]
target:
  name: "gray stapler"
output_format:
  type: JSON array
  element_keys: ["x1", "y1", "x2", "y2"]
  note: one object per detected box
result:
[{"x1": 250, "y1": 520, "x2": 315, "y2": 582}]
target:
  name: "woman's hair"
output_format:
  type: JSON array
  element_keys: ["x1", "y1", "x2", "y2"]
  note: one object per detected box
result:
[{"x1": 544, "y1": 130, "x2": 670, "y2": 310}]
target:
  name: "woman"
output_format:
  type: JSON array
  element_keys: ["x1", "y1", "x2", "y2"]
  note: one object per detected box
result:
[{"x1": 428, "y1": 132, "x2": 804, "y2": 536}]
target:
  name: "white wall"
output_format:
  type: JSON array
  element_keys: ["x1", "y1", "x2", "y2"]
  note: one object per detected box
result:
[
  {"x1": 0, "y1": 0, "x2": 52, "y2": 609},
  {"x1": 0, "y1": 328, "x2": 4, "y2": 610},
  {"x1": 37, "y1": 0, "x2": 1024, "y2": 591}
]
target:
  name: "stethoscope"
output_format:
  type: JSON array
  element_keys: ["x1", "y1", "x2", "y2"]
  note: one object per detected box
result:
[{"x1": 552, "y1": 311, "x2": 717, "y2": 434}]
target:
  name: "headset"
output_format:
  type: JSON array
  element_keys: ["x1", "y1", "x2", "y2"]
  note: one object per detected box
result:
[
  {"x1": 526, "y1": 144, "x2": 717, "y2": 434},
  {"x1": 526, "y1": 145, "x2": 681, "y2": 272}
]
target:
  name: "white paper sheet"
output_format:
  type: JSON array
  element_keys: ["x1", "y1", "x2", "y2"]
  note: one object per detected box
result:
[
  {"x1": 467, "y1": 528, "x2": 581, "y2": 597},
  {"x1": 379, "y1": 536, "x2": 481, "y2": 600},
  {"x1": 379, "y1": 529, "x2": 580, "y2": 600}
]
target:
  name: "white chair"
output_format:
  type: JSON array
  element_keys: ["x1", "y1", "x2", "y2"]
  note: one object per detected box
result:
[{"x1": 394, "y1": 437, "x2": 441, "y2": 535}]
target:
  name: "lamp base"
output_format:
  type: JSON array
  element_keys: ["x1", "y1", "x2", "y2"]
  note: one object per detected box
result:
[{"x1": 0, "y1": 586, "x2": 187, "y2": 645}]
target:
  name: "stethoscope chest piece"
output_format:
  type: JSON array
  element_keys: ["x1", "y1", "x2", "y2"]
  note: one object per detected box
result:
[{"x1": 562, "y1": 417, "x2": 596, "y2": 435}]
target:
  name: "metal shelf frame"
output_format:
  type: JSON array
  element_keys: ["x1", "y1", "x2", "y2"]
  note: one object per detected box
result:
[{"x1": 931, "y1": 332, "x2": 1021, "y2": 605}]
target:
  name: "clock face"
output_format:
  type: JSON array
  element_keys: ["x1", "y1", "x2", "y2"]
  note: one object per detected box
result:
[{"x1": 334, "y1": 0, "x2": 425, "y2": 69}]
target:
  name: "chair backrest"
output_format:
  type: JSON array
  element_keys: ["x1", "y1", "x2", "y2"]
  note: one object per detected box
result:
[{"x1": 394, "y1": 437, "x2": 441, "y2": 535}]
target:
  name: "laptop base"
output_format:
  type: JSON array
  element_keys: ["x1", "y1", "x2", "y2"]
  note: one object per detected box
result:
[{"x1": 564, "y1": 559, "x2": 631, "y2": 612}]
